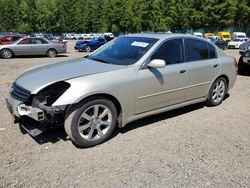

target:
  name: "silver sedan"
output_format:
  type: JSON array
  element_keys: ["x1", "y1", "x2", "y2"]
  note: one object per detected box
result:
[
  {"x1": 0, "y1": 37, "x2": 67, "y2": 58},
  {"x1": 6, "y1": 34, "x2": 237, "y2": 147}
]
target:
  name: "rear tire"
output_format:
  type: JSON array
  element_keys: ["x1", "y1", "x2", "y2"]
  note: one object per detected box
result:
[
  {"x1": 206, "y1": 77, "x2": 227, "y2": 106},
  {"x1": 1, "y1": 48, "x2": 13, "y2": 59},
  {"x1": 64, "y1": 97, "x2": 117, "y2": 147}
]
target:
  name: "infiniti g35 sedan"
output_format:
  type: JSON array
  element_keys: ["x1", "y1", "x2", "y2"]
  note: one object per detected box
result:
[
  {"x1": 6, "y1": 34, "x2": 237, "y2": 147},
  {"x1": 0, "y1": 37, "x2": 67, "y2": 58}
]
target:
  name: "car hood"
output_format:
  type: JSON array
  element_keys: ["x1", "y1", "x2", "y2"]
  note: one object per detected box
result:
[{"x1": 15, "y1": 58, "x2": 126, "y2": 93}]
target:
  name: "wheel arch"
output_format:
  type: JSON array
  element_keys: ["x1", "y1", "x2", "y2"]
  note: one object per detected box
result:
[
  {"x1": 1, "y1": 48, "x2": 15, "y2": 56},
  {"x1": 65, "y1": 93, "x2": 123, "y2": 127},
  {"x1": 216, "y1": 74, "x2": 229, "y2": 86}
]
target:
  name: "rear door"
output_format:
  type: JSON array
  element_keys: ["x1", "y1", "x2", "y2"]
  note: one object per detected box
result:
[
  {"x1": 185, "y1": 38, "x2": 220, "y2": 100},
  {"x1": 32, "y1": 38, "x2": 50, "y2": 55}
]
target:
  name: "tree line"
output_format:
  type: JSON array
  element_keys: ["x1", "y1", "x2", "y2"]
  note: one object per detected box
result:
[{"x1": 0, "y1": 0, "x2": 249, "y2": 34}]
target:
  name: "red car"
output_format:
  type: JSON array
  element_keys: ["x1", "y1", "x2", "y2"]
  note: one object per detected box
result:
[{"x1": 0, "y1": 34, "x2": 24, "y2": 45}]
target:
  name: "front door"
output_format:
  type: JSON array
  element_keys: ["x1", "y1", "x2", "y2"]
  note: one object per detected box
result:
[
  {"x1": 135, "y1": 38, "x2": 190, "y2": 114},
  {"x1": 13, "y1": 38, "x2": 35, "y2": 55}
]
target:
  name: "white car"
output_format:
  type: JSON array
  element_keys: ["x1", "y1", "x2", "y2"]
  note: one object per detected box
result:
[
  {"x1": 193, "y1": 32, "x2": 203, "y2": 38},
  {"x1": 228, "y1": 38, "x2": 248, "y2": 49},
  {"x1": 232, "y1": 32, "x2": 247, "y2": 39}
]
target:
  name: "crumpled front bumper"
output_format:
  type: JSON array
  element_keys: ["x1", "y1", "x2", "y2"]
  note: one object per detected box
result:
[{"x1": 6, "y1": 93, "x2": 67, "y2": 136}]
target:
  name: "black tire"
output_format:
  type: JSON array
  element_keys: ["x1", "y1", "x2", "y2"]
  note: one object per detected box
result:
[
  {"x1": 64, "y1": 97, "x2": 117, "y2": 147},
  {"x1": 84, "y1": 46, "x2": 91, "y2": 53},
  {"x1": 238, "y1": 56, "x2": 247, "y2": 75},
  {"x1": 206, "y1": 77, "x2": 227, "y2": 106},
  {"x1": 1, "y1": 48, "x2": 13, "y2": 59},
  {"x1": 47, "y1": 49, "x2": 57, "y2": 58}
]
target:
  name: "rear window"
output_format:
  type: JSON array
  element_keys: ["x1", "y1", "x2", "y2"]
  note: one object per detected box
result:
[
  {"x1": 208, "y1": 44, "x2": 216, "y2": 59},
  {"x1": 186, "y1": 39, "x2": 209, "y2": 61}
]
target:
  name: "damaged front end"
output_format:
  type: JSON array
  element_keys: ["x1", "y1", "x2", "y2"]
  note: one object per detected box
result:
[{"x1": 6, "y1": 81, "x2": 70, "y2": 136}]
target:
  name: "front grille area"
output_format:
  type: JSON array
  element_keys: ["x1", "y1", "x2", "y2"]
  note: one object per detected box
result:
[{"x1": 10, "y1": 83, "x2": 31, "y2": 102}]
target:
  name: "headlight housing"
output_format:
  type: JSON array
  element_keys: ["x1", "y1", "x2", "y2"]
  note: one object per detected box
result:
[{"x1": 34, "y1": 81, "x2": 70, "y2": 106}]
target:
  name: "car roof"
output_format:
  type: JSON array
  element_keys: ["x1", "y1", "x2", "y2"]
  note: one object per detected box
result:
[
  {"x1": 0, "y1": 34, "x2": 22, "y2": 38},
  {"x1": 123, "y1": 33, "x2": 204, "y2": 40}
]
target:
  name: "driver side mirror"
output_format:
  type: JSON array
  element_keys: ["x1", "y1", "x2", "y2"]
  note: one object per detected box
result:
[{"x1": 147, "y1": 59, "x2": 166, "y2": 69}]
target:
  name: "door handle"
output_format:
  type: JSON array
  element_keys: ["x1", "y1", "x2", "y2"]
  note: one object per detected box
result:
[
  {"x1": 179, "y1": 70, "x2": 187, "y2": 74},
  {"x1": 213, "y1": 64, "x2": 219, "y2": 68}
]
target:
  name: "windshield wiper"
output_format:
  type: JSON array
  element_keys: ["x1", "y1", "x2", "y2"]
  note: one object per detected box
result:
[{"x1": 90, "y1": 58, "x2": 111, "y2": 64}]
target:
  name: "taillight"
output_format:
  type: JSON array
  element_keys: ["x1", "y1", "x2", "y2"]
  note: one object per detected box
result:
[{"x1": 233, "y1": 57, "x2": 238, "y2": 68}]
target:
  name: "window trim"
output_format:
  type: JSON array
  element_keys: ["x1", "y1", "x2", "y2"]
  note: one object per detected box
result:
[
  {"x1": 17, "y1": 38, "x2": 31, "y2": 45},
  {"x1": 140, "y1": 37, "x2": 186, "y2": 69}
]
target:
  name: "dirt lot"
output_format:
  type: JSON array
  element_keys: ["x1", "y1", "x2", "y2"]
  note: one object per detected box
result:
[{"x1": 0, "y1": 41, "x2": 249, "y2": 188}]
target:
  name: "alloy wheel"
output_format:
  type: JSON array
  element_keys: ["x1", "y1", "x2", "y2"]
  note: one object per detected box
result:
[
  {"x1": 77, "y1": 104, "x2": 112, "y2": 141},
  {"x1": 212, "y1": 80, "x2": 226, "y2": 103},
  {"x1": 1, "y1": 49, "x2": 12, "y2": 58}
]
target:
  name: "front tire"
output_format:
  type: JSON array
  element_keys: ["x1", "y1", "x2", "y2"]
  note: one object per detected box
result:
[
  {"x1": 206, "y1": 77, "x2": 227, "y2": 106},
  {"x1": 65, "y1": 98, "x2": 117, "y2": 147},
  {"x1": 1, "y1": 48, "x2": 13, "y2": 59},
  {"x1": 84, "y1": 46, "x2": 91, "y2": 53}
]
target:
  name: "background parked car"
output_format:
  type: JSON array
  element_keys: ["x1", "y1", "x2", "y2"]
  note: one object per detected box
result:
[
  {"x1": 232, "y1": 32, "x2": 247, "y2": 39},
  {"x1": 43, "y1": 33, "x2": 54, "y2": 40},
  {"x1": 209, "y1": 38, "x2": 227, "y2": 50},
  {"x1": 193, "y1": 32, "x2": 203, "y2": 38},
  {"x1": 29, "y1": 33, "x2": 44, "y2": 38},
  {"x1": 239, "y1": 41, "x2": 250, "y2": 54},
  {"x1": 238, "y1": 50, "x2": 250, "y2": 74},
  {"x1": 228, "y1": 38, "x2": 248, "y2": 49},
  {"x1": 217, "y1": 31, "x2": 232, "y2": 42},
  {"x1": 204, "y1": 32, "x2": 214, "y2": 39},
  {"x1": 0, "y1": 37, "x2": 67, "y2": 58},
  {"x1": 75, "y1": 38, "x2": 107, "y2": 52},
  {"x1": 0, "y1": 34, "x2": 24, "y2": 45}
]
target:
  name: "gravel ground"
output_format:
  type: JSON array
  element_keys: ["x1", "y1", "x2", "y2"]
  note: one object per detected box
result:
[{"x1": 0, "y1": 41, "x2": 249, "y2": 188}]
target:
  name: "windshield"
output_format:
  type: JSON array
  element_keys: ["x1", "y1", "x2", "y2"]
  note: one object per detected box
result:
[
  {"x1": 223, "y1": 35, "x2": 230, "y2": 38},
  {"x1": 14, "y1": 38, "x2": 24, "y2": 44},
  {"x1": 234, "y1": 39, "x2": 241, "y2": 42},
  {"x1": 237, "y1": 35, "x2": 245, "y2": 38},
  {"x1": 87, "y1": 37, "x2": 158, "y2": 65}
]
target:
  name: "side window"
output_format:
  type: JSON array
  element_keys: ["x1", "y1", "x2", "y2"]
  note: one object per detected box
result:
[
  {"x1": 2, "y1": 37, "x2": 11, "y2": 42},
  {"x1": 32, "y1": 38, "x2": 48, "y2": 44},
  {"x1": 151, "y1": 39, "x2": 184, "y2": 65},
  {"x1": 186, "y1": 39, "x2": 209, "y2": 61},
  {"x1": 208, "y1": 44, "x2": 216, "y2": 59},
  {"x1": 18, "y1": 38, "x2": 31, "y2": 45},
  {"x1": 12, "y1": 36, "x2": 21, "y2": 41}
]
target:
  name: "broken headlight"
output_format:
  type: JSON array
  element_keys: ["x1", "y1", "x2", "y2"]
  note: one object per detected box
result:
[{"x1": 33, "y1": 81, "x2": 70, "y2": 106}]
